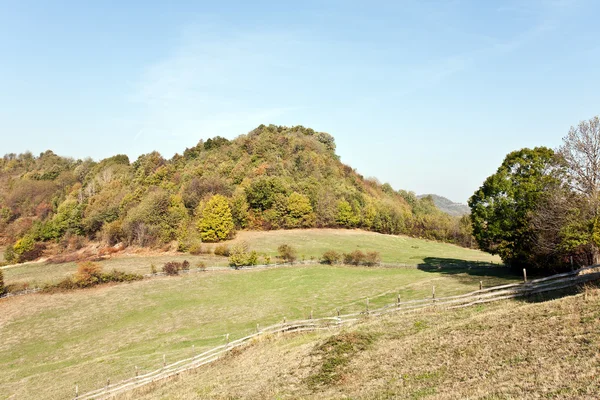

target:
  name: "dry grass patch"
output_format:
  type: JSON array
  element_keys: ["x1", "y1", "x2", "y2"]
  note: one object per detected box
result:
[{"x1": 121, "y1": 287, "x2": 600, "y2": 400}]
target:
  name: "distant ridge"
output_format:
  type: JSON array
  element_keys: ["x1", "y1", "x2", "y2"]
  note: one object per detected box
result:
[{"x1": 417, "y1": 194, "x2": 470, "y2": 217}]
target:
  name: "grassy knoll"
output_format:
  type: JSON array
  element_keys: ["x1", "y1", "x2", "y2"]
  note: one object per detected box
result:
[
  {"x1": 1, "y1": 229, "x2": 500, "y2": 288},
  {"x1": 121, "y1": 286, "x2": 600, "y2": 400},
  {"x1": 0, "y1": 262, "x2": 518, "y2": 399},
  {"x1": 226, "y1": 228, "x2": 500, "y2": 265}
]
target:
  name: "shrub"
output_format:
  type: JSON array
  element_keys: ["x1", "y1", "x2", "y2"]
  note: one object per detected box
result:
[
  {"x1": 321, "y1": 250, "x2": 341, "y2": 265},
  {"x1": 343, "y1": 250, "x2": 365, "y2": 266},
  {"x1": 364, "y1": 251, "x2": 381, "y2": 267},
  {"x1": 182, "y1": 260, "x2": 190, "y2": 271},
  {"x1": 150, "y1": 264, "x2": 157, "y2": 274},
  {"x1": 263, "y1": 254, "x2": 271, "y2": 265},
  {"x1": 228, "y1": 242, "x2": 258, "y2": 269},
  {"x1": 12, "y1": 235, "x2": 46, "y2": 263},
  {"x1": 189, "y1": 243, "x2": 204, "y2": 255},
  {"x1": 74, "y1": 261, "x2": 103, "y2": 286},
  {"x1": 101, "y1": 220, "x2": 123, "y2": 245},
  {"x1": 163, "y1": 261, "x2": 182, "y2": 276},
  {"x1": 214, "y1": 244, "x2": 230, "y2": 257},
  {"x1": 196, "y1": 261, "x2": 207, "y2": 271},
  {"x1": 46, "y1": 265, "x2": 143, "y2": 292},
  {"x1": 278, "y1": 244, "x2": 297, "y2": 263},
  {"x1": 3, "y1": 245, "x2": 16, "y2": 264}
]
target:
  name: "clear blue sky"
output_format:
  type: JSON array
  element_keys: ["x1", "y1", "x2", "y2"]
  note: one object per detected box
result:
[{"x1": 1, "y1": 0, "x2": 599, "y2": 203}]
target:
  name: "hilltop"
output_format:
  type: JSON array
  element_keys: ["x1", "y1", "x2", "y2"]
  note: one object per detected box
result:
[
  {"x1": 0, "y1": 125, "x2": 472, "y2": 263},
  {"x1": 418, "y1": 194, "x2": 470, "y2": 216}
]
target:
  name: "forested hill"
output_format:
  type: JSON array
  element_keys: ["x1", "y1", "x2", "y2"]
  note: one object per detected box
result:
[
  {"x1": 417, "y1": 194, "x2": 470, "y2": 217},
  {"x1": 0, "y1": 125, "x2": 472, "y2": 262}
]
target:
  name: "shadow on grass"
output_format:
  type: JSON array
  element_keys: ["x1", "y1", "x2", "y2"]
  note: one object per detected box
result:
[
  {"x1": 417, "y1": 257, "x2": 517, "y2": 285},
  {"x1": 418, "y1": 257, "x2": 592, "y2": 304}
]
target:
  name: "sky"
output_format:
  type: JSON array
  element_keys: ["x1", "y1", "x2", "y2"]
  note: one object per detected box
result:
[{"x1": 1, "y1": 0, "x2": 599, "y2": 203}]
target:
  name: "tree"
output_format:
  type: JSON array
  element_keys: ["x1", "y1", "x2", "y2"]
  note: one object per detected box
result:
[
  {"x1": 336, "y1": 199, "x2": 359, "y2": 227},
  {"x1": 197, "y1": 194, "x2": 234, "y2": 242},
  {"x1": 286, "y1": 192, "x2": 314, "y2": 228},
  {"x1": 557, "y1": 115, "x2": 600, "y2": 264},
  {"x1": 468, "y1": 147, "x2": 559, "y2": 269}
]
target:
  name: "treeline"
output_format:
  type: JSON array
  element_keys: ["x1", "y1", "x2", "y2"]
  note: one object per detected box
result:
[
  {"x1": 469, "y1": 115, "x2": 600, "y2": 272},
  {"x1": 0, "y1": 125, "x2": 473, "y2": 263}
]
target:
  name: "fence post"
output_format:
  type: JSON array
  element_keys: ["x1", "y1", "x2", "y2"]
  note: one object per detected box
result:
[
  {"x1": 283, "y1": 316, "x2": 286, "y2": 324},
  {"x1": 135, "y1": 366, "x2": 138, "y2": 377},
  {"x1": 397, "y1": 294, "x2": 400, "y2": 308},
  {"x1": 366, "y1": 298, "x2": 369, "y2": 314},
  {"x1": 226, "y1": 333, "x2": 230, "y2": 346},
  {"x1": 432, "y1": 286, "x2": 436, "y2": 301},
  {"x1": 256, "y1": 323, "x2": 260, "y2": 333},
  {"x1": 75, "y1": 384, "x2": 78, "y2": 399},
  {"x1": 192, "y1": 345, "x2": 195, "y2": 357},
  {"x1": 570, "y1": 256, "x2": 574, "y2": 271},
  {"x1": 479, "y1": 281, "x2": 483, "y2": 291},
  {"x1": 523, "y1": 268, "x2": 527, "y2": 283},
  {"x1": 336, "y1": 307, "x2": 340, "y2": 317},
  {"x1": 163, "y1": 354, "x2": 166, "y2": 368},
  {"x1": 106, "y1": 378, "x2": 110, "y2": 392},
  {"x1": 310, "y1": 308, "x2": 313, "y2": 320}
]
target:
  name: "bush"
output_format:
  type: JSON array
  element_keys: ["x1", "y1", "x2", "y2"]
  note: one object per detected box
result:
[
  {"x1": 150, "y1": 263, "x2": 157, "y2": 274},
  {"x1": 46, "y1": 263, "x2": 143, "y2": 292},
  {"x1": 262, "y1": 254, "x2": 271, "y2": 265},
  {"x1": 343, "y1": 250, "x2": 365, "y2": 266},
  {"x1": 163, "y1": 261, "x2": 182, "y2": 276},
  {"x1": 3, "y1": 245, "x2": 16, "y2": 264},
  {"x1": 189, "y1": 243, "x2": 204, "y2": 255},
  {"x1": 228, "y1": 242, "x2": 258, "y2": 269},
  {"x1": 321, "y1": 250, "x2": 341, "y2": 265},
  {"x1": 278, "y1": 244, "x2": 297, "y2": 263},
  {"x1": 364, "y1": 251, "x2": 381, "y2": 267},
  {"x1": 182, "y1": 260, "x2": 190, "y2": 271},
  {"x1": 76, "y1": 261, "x2": 103, "y2": 283},
  {"x1": 196, "y1": 261, "x2": 207, "y2": 271},
  {"x1": 214, "y1": 244, "x2": 230, "y2": 257}
]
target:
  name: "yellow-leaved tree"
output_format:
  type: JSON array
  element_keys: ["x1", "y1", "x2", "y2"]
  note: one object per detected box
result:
[{"x1": 197, "y1": 194, "x2": 234, "y2": 242}]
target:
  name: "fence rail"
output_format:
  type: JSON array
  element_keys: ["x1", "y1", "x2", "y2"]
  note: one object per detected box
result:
[{"x1": 74, "y1": 263, "x2": 600, "y2": 400}]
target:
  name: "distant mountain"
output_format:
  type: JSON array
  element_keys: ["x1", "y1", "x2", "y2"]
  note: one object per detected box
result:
[{"x1": 417, "y1": 194, "x2": 470, "y2": 217}]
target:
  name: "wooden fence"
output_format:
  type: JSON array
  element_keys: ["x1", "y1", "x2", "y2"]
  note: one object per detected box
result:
[{"x1": 74, "y1": 264, "x2": 600, "y2": 400}]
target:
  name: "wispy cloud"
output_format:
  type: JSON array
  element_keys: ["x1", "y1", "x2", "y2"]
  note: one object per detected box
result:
[{"x1": 129, "y1": 24, "x2": 304, "y2": 150}]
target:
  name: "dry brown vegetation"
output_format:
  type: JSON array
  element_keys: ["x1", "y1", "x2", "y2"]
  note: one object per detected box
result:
[{"x1": 121, "y1": 286, "x2": 600, "y2": 400}]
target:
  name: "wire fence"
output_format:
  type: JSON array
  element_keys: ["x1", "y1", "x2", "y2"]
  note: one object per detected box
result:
[{"x1": 74, "y1": 264, "x2": 600, "y2": 400}]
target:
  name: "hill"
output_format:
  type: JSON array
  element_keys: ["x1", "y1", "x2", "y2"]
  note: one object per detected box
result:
[
  {"x1": 0, "y1": 125, "x2": 473, "y2": 264},
  {"x1": 120, "y1": 286, "x2": 600, "y2": 399},
  {"x1": 418, "y1": 194, "x2": 470, "y2": 216}
]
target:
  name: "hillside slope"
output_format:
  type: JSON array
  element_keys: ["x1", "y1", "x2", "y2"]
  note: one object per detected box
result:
[
  {"x1": 418, "y1": 194, "x2": 470, "y2": 216},
  {"x1": 121, "y1": 287, "x2": 600, "y2": 399},
  {"x1": 0, "y1": 125, "x2": 472, "y2": 263}
]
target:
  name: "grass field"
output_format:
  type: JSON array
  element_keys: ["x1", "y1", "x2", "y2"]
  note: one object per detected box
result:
[
  {"x1": 227, "y1": 229, "x2": 499, "y2": 265},
  {"x1": 121, "y1": 286, "x2": 600, "y2": 399},
  {"x1": 1, "y1": 229, "x2": 501, "y2": 288},
  {"x1": 0, "y1": 229, "x2": 509, "y2": 399},
  {"x1": 0, "y1": 263, "x2": 518, "y2": 399}
]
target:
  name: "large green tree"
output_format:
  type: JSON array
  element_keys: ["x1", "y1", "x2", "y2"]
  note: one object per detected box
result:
[{"x1": 469, "y1": 147, "x2": 559, "y2": 269}]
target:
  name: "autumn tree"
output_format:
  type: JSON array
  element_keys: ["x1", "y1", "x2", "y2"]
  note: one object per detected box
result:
[
  {"x1": 286, "y1": 192, "x2": 314, "y2": 228},
  {"x1": 198, "y1": 194, "x2": 234, "y2": 242},
  {"x1": 557, "y1": 115, "x2": 600, "y2": 264}
]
